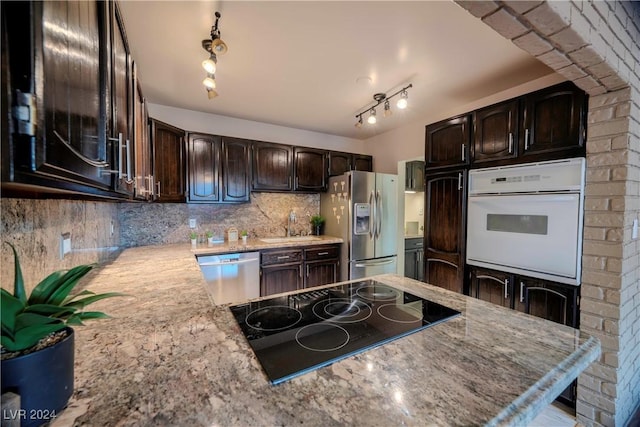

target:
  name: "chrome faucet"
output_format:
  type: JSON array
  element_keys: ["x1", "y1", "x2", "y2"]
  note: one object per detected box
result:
[{"x1": 287, "y1": 209, "x2": 297, "y2": 237}]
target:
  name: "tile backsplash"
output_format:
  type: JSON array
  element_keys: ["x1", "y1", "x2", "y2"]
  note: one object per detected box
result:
[{"x1": 119, "y1": 193, "x2": 320, "y2": 247}]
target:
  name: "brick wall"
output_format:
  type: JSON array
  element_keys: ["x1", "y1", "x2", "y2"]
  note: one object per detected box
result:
[{"x1": 455, "y1": 1, "x2": 640, "y2": 426}]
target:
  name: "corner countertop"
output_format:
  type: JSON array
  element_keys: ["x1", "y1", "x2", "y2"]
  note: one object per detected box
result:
[
  {"x1": 191, "y1": 235, "x2": 343, "y2": 255},
  {"x1": 52, "y1": 243, "x2": 600, "y2": 427}
]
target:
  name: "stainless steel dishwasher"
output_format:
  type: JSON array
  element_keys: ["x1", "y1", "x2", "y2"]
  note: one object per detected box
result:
[{"x1": 196, "y1": 252, "x2": 260, "y2": 305}]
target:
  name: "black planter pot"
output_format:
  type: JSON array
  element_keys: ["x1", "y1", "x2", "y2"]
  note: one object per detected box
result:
[
  {"x1": 313, "y1": 224, "x2": 324, "y2": 236},
  {"x1": 1, "y1": 327, "x2": 74, "y2": 427}
]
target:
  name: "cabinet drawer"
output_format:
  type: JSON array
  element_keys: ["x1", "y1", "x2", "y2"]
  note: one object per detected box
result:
[
  {"x1": 261, "y1": 249, "x2": 303, "y2": 266},
  {"x1": 305, "y1": 245, "x2": 339, "y2": 261}
]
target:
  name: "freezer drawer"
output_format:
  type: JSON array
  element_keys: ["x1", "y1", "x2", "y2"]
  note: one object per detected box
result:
[{"x1": 349, "y1": 256, "x2": 397, "y2": 280}]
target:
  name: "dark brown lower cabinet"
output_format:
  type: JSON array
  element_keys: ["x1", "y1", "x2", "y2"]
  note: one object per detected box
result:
[
  {"x1": 404, "y1": 238, "x2": 424, "y2": 282},
  {"x1": 469, "y1": 265, "x2": 580, "y2": 406},
  {"x1": 304, "y1": 245, "x2": 340, "y2": 288}
]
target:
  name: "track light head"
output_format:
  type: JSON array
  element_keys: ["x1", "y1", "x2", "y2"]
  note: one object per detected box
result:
[
  {"x1": 202, "y1": 54, "x2": 217, "y2": 74},
  {"x1": 384, "y1": 100, "x2": 392, "y2": 117},
  {"x1": 203, "y1": 74, "x2": 216, "y2": 89},
  {"x1": 397, "y1": 90, "x2": 408, "y2": 109},
  {"x1": 355, "y1": 115, "x2": 363, "y2": 128},
  {"x1": 367, "y1": 108, "x2": 377, "y2": 124}
]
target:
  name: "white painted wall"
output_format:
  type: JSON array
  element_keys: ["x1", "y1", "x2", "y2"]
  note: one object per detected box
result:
[
  {"x1": 365, "y1": 73, "x2": 565, "y2": 173},
  {"x1": 148, "y1": 103, "x2": 367, "y2": 154}
]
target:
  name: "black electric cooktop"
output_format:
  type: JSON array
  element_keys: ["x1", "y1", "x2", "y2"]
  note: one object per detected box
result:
[{"x1": 229, "y1": 279, "x2": 461, "y2": 384}]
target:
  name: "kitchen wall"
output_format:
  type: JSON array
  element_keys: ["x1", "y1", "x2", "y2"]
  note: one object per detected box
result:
[
  {"x1": 404, "y1": 192, "x2": 424, "y2": 236},
  {"x1": 1, "y1": 199, "x2": 120, "y2": 294},
  {"x1": 119, "y1": 193, "x2": 319, "y2": 247},
  {"x1": 148, "y1": 103, "x2": 367, "y2": 154}
]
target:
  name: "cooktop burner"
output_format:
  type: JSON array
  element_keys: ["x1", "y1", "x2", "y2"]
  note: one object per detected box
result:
[{"x1": 229, "y1": 279, "x2": 461, "y2": 384}]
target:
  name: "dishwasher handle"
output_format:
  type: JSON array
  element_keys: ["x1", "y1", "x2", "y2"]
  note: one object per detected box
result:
[{"x1": 198, "y1": 258, "x2": 256, "y2": 267}]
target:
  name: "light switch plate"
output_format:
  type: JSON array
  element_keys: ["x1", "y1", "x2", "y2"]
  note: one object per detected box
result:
[
  {"x1": 189, "y1": 218, "x2": 197, "y2": 229},
  {"x1": 60, "y1": 233, "x2": 71, "y2": 259},
  {"x1": 633, "y1": 218, "x2": 638, "y2": 240}
]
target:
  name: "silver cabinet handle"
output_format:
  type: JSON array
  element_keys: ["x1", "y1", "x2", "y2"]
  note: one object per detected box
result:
[
  {"x1": 306, "y1": 264, "x2": 310, "y2": 277},
  {"x1": 520, "y1": 281, "x2": 525, "y2": 303},
  {"x1": 156, "y1": 181, "x2": 161, "y2": 197},
  {"x1": 504, "y1": 278, "x2": 509, "y2": 299},
  {"x1": 415, "y1": 243, "x2": 423, "y2": 247},
  {"x1": 508, "y1": 133, "x2": 513, "y2": 154},
  {"x1": 461, "y1": 144, "x2": 466, "y2": 162},
  {"x1": 317, "y1": 252, "x2": 329, "y2": 256},
  {"x1": 299, "y1": 264, "x2": 303, "y2": 278},
  {"x1": 458, "y1": 172, "x2": 462, "y2": 191},
  {"x1": 276, "y1": 255, "x2": 290, "y2": 260},
  {"x1": 524, "y1": 129, "x2": 530, "y2": 151}
]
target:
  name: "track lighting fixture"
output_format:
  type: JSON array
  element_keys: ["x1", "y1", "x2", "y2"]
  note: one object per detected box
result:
[
  {"x1": 354, "y1": 84, "x2": 412, "y2": 128},
  {"x1": 201, "y1": 11, "x2": 227, "y2": 97}
]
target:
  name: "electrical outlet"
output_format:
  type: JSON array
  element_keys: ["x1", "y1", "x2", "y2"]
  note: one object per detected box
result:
[
  {"x1": 189, "y1": 218, "x2": 197, "y2": 229},
  {"x1": 418, "y1": 207, "x2": 424, "y2": 216},
  {"x1": 632, "y1": 218, "x2": 638, "y2": 240},
  {"x1": 110, "y1": 220, "x2": 115, "y2": 236},
  {"x1": 60, "y1": 233, "x2": 71, "y2": 259}
]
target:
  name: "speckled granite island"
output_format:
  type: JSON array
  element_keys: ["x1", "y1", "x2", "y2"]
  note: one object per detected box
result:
[{"x1": 51, "y1": 242, "x2": 600, "y2": 427}]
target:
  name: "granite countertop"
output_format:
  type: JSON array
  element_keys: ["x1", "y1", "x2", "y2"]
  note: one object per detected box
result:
[
  {"x1": 191, "y1": 235, "x2": 343, "y2": 255},
  {"x1": 52, "y1": 243, "x2": 600, "y2": 427}
]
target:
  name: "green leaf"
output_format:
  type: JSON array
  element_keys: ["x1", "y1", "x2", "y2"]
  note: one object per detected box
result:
[
  {"x1": 1, "y1": 289, "x2": 25, "y2": 334},
  {"x1": 6, "y1": 243, "x2": 26, "y2": 304},
  {"x1": 66, "y1": 311, "x2": 110, "y2": 326},
  {"x1": 27, "y1": 270, "x2": 65, "y2": 304},
  {"x1": 15, "y1": 312, "x2": 60, "y2": 331},
  {"x1": 64, "y1": 292, "x2": 125, "y2": 309},
  {"x1": 45, "y1": 264, "x2": 94, "y2": 306},
  {"x1": 61, "y1": 289, "x2": 94, "y2": 305},
  {"x1": 7, "y1": 323, "x2": 67, "y2": 352},
  {"x1": 24, "y1": 303, "x2": 77, "y2": 318}
]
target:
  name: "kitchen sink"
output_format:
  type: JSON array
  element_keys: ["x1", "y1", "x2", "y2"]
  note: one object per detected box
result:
[{"x1": 259, "y1": 236, "x2": 321, "y2": 243}]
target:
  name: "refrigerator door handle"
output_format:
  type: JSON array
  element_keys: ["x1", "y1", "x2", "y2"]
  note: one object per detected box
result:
[
  {"x1": 354, "y1": 259, "x2": 395, "y2": 268},
  {"x1": 368, "y1": 190, "x2": 375, "y2": 240},
  {"x1": 375, "y1": 190, "x2": 382, "y2": 239}
]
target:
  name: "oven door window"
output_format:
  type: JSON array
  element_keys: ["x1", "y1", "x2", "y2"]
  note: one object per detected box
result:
[
  {"x1": 466, "y1": 193, "x2": 580, "y2": 279},
  {"x1": 486, "y1": 214, "x2": 548, "y2": 235}
]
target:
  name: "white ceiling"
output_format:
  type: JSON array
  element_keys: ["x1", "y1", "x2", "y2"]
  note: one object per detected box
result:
[{"x1": 119, "y1": 1, "x2": 554, "y2": 140}]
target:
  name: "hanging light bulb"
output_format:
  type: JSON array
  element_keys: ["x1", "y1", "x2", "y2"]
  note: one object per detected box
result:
[
  {"x1": 367, "y1": 108, "x2": 377, "y2": 124},
  {"x1": 396, "y1": 90, "x2": 408, "y2": 109},
  {"x1": 355, "y1": 115, "x2": 363, "y2": 128},
  {"x1": 203, "y1": 74, "x2": 216, "y2": 89},
  {"x1": 207, "y1": 88, "x2": 219, "y2": 99},
  {"x1": 202, "y1": 54, "x2": 217, "y2": 74},
  {"x1": 384, "y1": 100, "x2": 392, "y2": 117}
]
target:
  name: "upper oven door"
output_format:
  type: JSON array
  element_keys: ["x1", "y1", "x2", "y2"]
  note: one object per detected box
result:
[{"x1": 466, "y1": 193, "x2": 581, "y2": 279}]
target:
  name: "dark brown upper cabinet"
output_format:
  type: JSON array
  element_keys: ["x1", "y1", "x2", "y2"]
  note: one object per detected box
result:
[
  {"x1": 352, "y1": 154, "x2": 373, "y2": 172},
  {"x1": 405, "y1": 160, "x2": 425, "y2": 192},
  {"x1": 328, "y1": 151, "x2": 352, "y2": 176},
  {"x1": 472, "y1": 100, "x2": 519, "y2": 165},
  {"x1": 424, "y1": 169, "x2": 466, "y2": 294},
  {"x1": 132, "y1": 63, "x2": 152, "y2": 200},
  {"x1": 187, "y1": 133, "x2": 221, "y2": 203},
  {"x1": 520, "y1": 82, "x2": 587, "y2": 161},
  {"x1": 251, "y1": 141, "x2": 293, "y2": 192},
  {"x1": 425, "y1": 114, "x2": 471, "y2": 170},
  {"x1": 151, "y1": 119, "x2": 185, "y2": 202},
  {"x1": 2, "y1": 1, "x2": 118, "y2": 197},
  {"x1": 221, "y1": 137, "x2": 251, "y2": 202},
  {"x1": 294, "y1": 147, "x2": 327, "y2": 191},
  {"x1": 109, "y1": 1, "x2": 134, "y2": 196}
]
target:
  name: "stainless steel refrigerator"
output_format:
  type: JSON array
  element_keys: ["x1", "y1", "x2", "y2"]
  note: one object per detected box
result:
[{"x1": 321, "y1": 171, "x2": 398, "y2": 280}]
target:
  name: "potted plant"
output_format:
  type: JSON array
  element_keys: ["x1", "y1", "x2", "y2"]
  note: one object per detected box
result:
[
  {"x1": 1, "y1": 243, "x2": 122, "y2": 427},
  {"x1": 241, "y1": 230, "x2": 248, "y2": 244},
  {"x1": 310, "y1": 215, "x2": 325, "y2": 236},
  {"x1": 189, "y1": 231, "x2": 198, "y2": 247},
  {"x1": 205, "y1": 230, "x2": 215, "y2": 245}
]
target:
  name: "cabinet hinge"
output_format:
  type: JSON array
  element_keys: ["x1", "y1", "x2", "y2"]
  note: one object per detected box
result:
[{"x1": 13, "y1": 91, "x2": 36, "y2": 137}]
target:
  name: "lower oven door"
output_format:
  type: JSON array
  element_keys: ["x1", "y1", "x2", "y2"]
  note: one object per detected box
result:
[{"x1": 466, "y1": 193, "x2": 581, "y2": 282}]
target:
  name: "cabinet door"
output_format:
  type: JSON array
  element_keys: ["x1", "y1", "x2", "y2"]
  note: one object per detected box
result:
[
  {"x1": 520, "y1": 82, "x2": 586, "y2": 161},
  {"x1": 425, "y1": 114, "x2": 471, "y2": 169},
  {"x1": 516, "y1": 277, "x2": 579, "y2": 328},
  {"x1": 110, "y1": 2, "x2": 134, "y2": 195},
  {"x1": 470, "y1": 267, "x2": 514, "y2": 309},
  {"x1": 404, "y1": 249, "x2": 419, "y2": 280},
  {"x1": 151, "y1": 120, "x2": 185, "y2": 202},
  {"x1": 252, "y1": 141, "x2": 293, "y2": 191},
  {"x1": 352, "y1": 154, "x2": 373, "y2": 172},
  {"x1": 328, "y1": 152, "x2": 352, "y2": 176},
  {"x1": 221, "y1": 137, "x2": 250, "y2": 202},
  {"x1": 187, "y1": 133, "x2": 220, "y2": 202},
  {"x1": 424, "y1": 170, "x2": 466, "y2": 293},
  {"x1": 33, "y1": 1, "x2": 112, "y2": 189},
  {"x1": 260, "y1": 263, "x2": 303, "y2": 296},
  {"x1": 405, "y1": 161, "x2": 425, "y2": 191},
  {"x1": 294, "y1": 147, "x2": 327, "y2": 191},
  {"x1": 132, "y1": 64, "x2": 151, "y2": 200},
  {"x1": 305, "y1": 260, "x2": 338, "y2": 288},
  {"x1": 472, "y1": 100, "x2": 518, "y2": 165}
]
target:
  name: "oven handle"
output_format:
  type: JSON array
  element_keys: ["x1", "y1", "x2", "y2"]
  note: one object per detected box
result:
[
  {"x1": 519, "y1": 281, "x2": 525, "y2": 303},
  {"x1": 458, "y1": 172, "x2": 463, "y2": 191},
  {"x1": 508, "y1": 133, "x2": 513, "y2": 154},
  {"x1": 524, "y1": 128, "x2": 530, "y2": 150}
]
